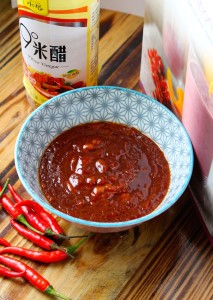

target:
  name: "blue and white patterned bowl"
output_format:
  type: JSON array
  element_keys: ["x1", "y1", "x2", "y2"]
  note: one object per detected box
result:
[{"x1": 15, "y1": 86, "x2": 194, "y2": 232}]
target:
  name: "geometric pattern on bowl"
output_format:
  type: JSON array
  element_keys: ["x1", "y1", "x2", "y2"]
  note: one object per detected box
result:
[{"x1": 15, "y1": 86, "x2": 194, "y2": 232}]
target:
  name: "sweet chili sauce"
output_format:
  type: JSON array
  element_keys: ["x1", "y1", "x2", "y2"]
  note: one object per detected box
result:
[{"x1": 39, "y1": 122, "x2": 170, "y2": 222}]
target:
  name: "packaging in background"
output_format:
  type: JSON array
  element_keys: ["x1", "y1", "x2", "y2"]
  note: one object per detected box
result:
[
  {"x1": 140, "y1": 0, "x2": 213, "y2": 241},
  {"x1": 18, "y1": 0, "x2": 100, "y2": 108}
]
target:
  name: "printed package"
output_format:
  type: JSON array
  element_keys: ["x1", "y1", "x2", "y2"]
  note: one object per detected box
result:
[{"x1": 140, "y1": 0, "x2": 213, "y2": 241}]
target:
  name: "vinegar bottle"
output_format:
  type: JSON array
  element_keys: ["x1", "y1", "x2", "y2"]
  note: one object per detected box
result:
[{"x1": 18, "y1": 0, "x2": 100, "y2": 108}]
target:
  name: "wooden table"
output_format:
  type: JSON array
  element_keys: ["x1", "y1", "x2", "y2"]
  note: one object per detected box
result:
[{"x1": 0, "y1": 1, "x2": 212, "y2": 299}]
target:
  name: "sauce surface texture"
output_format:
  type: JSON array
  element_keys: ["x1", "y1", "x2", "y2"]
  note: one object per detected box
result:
[{"x1": 39, "y1": 122, "x2": 170, "y2": 222}]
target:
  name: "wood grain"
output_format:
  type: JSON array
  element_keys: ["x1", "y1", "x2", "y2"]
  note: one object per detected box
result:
[
  {"x1": 116, "y1": 202, "x2": 213, "y2": 300},
  {"x1": 0, "y1": 1, "x2": 212, "y2": 300}
]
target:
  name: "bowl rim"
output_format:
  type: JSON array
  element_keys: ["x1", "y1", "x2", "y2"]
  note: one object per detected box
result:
[{"x1": 15, "y1": 86, "x2": 194, "y2": 228}]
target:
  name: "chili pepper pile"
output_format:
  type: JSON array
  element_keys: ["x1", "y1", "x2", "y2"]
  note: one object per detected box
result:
[{"x1": 0, "y1": 179, "x2": 91, "y2": 299}]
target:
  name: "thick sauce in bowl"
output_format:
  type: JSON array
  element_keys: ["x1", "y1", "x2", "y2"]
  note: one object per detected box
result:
[{"x1": 39, "y1": 122, "x2": 170, "y2": 222}]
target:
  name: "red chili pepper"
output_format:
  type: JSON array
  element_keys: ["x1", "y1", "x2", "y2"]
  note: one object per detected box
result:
[
  {"x1": 1, "y1": 194, "x2": 23, "y2": 220},
  {"x1": 21, "y1": 206, "x2": 52, "y2": 233},
  {"x1": 15, "y1": 199, "x2": 65, "y2": 237},
  {"x1": 10, "y1": 219, "x2": 68, "y2": 252},
  {"x1": 0, "y1": 255, "x2": 70, "y2": 299},
  {"x1": 11, "y1": 219, "x2": 91, "y2": 257},
  {"x1": 0, "y1": 247, "x2": 68, "y2": 263},
  {"x1": 0, "y1": 266, "x2": 25, "y2": 278},
  {"x1": 0, "y1": 238, "x2": 11, "y2": 247},
  {"x1": 7, "y1": 184, "x2": 23, "y2": 203}
]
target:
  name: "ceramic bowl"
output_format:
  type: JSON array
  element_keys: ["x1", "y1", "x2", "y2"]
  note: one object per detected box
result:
[{"x1": 15, "y1": 86, "x2": 194, "y2": 232}]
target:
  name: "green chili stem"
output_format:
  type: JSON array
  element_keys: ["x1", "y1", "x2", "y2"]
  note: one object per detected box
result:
[
  {"x1": 45, "y1": 228, "x2": 88, "y2": 240},
  {"x1": 66, "y1": 233, "x2": 93, "y2": 256},
  {"x1": 50, "y1": 244, "x2": 74, "y2": 258},
  {"x1": 0, "y1": 178, "x2": 10, "y2": 198},
  {"x1": 45, "y1": 285, "x2": 71, "y2": 300},
  {"x1": 17, "y1": 215, "x2": 44, "y2": 235}
]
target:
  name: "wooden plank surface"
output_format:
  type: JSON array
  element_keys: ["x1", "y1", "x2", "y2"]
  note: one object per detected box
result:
[{"x1": 0, "y1": 1, "x2": 212, "y2": 300}]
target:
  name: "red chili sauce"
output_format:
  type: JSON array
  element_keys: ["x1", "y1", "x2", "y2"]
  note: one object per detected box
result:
[{"x1": 39, "y1": 122, "x2": 170, "y2": 222}]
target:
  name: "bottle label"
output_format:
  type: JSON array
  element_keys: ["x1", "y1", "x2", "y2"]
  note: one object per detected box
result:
[
  {"x1": 18, "y1": 0, "x2": 100, "y2": 107},
  {"x1": 23, "y1": 0, "x2": 48, "y2": 16}
]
